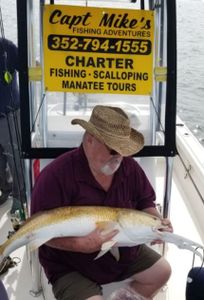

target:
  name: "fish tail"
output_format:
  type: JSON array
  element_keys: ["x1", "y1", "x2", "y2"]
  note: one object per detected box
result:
[{"x1": 161, "y1": 232, "x2": 204, "y2": 260}]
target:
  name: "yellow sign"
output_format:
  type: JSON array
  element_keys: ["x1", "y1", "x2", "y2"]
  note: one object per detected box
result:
[{"x1": 43, "y1": 5, "x2": 154, "y2": 95}]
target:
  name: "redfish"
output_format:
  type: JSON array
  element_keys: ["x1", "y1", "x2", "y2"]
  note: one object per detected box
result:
[{"x1": 0, "y1": 206, "x2": 203, "y2": 263}]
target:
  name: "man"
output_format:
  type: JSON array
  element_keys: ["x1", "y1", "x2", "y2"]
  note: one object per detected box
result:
[
  {"x1": 31, "y1": 105, "x2": 172, "y2": 300},
  {"x1": 0, "y1": 37, "x2": 26, "y2": 215}
]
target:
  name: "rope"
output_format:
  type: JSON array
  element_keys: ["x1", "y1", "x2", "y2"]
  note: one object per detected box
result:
[{"x1": 30, "y1": 92, "x2": 46, "y2": 133}]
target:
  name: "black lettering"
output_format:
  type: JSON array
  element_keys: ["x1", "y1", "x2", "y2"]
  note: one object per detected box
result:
[
  {"x1": 49, "y1": 10, "x2": 92, "y2": 29},
  {"x1": 99, "y1": 13, "x2": 151, "y2": 30},
  {"x1": 49, "y1": 9, "x2": 62, "y2": 24},
  {"x1": 107, "y1": 82, "x2": 136, "y2": 92},
  {"x1": 65, "y1": 56, "x2": 74, "y2": 66},
  {"x1": 125, "y1": 59, "x2": 133, "y2": 69},
  {"x1": 99, "y1": 14, "x2": 115, "y2": 27},
  {"x1": 116, "y1": 14, "x2": 130, "y2": 28},
  {"x1": 62, "y1": 80, "x2": 69, "y2": 88}
]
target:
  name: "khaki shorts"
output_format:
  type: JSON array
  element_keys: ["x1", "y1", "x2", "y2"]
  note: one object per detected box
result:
[{"x1": 52, "y1": 245, "x2": 161, "y2": 300}]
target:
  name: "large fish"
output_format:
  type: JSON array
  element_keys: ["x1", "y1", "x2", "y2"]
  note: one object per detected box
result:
[{"x1": 0, "y1": 206, "x2": 203, "y2": 264}]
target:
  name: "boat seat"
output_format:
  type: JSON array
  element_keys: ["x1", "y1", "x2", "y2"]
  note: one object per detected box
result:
[{"x1": 30, "y1": 157, "x2": 157, "y2": 299}]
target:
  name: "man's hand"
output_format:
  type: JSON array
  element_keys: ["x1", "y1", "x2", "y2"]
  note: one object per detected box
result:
[
  {"x1": 46, "y1": 227, "x2": 119, "y2": 253},
  {"x1": 142, "y1": 207, "x2": 173, "y2": 235},
  {"x1": 160, "y1": 218, "x2": 173, "y2": 233},
  {"x1": 77, "y1": 227, "x2": 119, "y2": 253},
  {"x1": 151, "y1": 218, "x2": 173, "y2": 245}
]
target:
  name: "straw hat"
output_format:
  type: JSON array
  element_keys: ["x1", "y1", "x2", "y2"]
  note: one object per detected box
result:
[{"x1": 71, "y1": 105, "x2": 144, "y2": 156}]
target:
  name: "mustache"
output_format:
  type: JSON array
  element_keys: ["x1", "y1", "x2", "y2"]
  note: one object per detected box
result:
[{"x1": 107, "y1": 156, "x2": 123, "y2": 164}]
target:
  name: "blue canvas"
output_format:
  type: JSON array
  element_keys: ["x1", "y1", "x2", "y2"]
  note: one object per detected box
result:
[
  {"x1": 0, "y1": 280, "x2": 9, "y2": 300},
  {"x1": 186, "y1": 267, "x2": 204, "y2": 300}
]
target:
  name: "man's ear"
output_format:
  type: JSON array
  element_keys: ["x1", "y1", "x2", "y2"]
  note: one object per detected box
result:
[{"x1": 84, "y1": 132, "x2": 94, "y2": 145}]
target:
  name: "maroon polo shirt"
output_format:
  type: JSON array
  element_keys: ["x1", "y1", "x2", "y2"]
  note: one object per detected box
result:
[{"x1": 31, "y1": 145, "x2": 156, "y2": 285}]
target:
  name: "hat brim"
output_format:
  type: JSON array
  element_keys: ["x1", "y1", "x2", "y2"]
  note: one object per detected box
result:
[{"x1": 71, "y1": 119, "x2": 144, "y2": 156}]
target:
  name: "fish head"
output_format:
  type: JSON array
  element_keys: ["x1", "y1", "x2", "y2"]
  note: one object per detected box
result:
[{"x1": 117, "y1": 209, "x2": 162, "y2": 240}]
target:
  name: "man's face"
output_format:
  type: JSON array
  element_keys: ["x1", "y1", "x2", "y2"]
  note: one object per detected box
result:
[{"x1": 88, "y1": 136, "x2": 123, "y2": 176}]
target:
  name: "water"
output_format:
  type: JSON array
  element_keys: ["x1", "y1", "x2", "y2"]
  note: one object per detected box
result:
[
  {"x1": 177, "y1": 0, "x2": 204, "y2": 144},
  {"x1": 0, "y1": 0, "x2": 17, "y2": 43},
  {"x1": 1, "y1": 0, "x2": 204, "y2": 144}
]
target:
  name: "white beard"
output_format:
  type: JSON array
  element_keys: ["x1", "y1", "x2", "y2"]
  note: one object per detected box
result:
[{"x1": 100, "y1": 157, "x2": 122, "y2": 176}]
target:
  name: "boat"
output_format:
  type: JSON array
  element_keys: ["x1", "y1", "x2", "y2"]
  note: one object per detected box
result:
[{"x1": 0, "y1": 0, "x2": 204, "y2": 299}]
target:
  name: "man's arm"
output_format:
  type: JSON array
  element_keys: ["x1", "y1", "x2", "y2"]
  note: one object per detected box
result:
[{"x1": 46, "y1": 227, "x2": 119, "y2": 253}]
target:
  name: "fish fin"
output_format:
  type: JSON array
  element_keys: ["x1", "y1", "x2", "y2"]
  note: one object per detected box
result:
[
  {"x1": 110, "y1": 247, "x2": 120, "y2": 261},
  {"x1": 101, "y1": 240, "x2": 117, "y2": 251},
  {"x1": 94, "y1": 240, "x2": 117, "y2": 260},
  {"x1": 28, "y1": 237, "x2": 51, "y2": 252}
]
